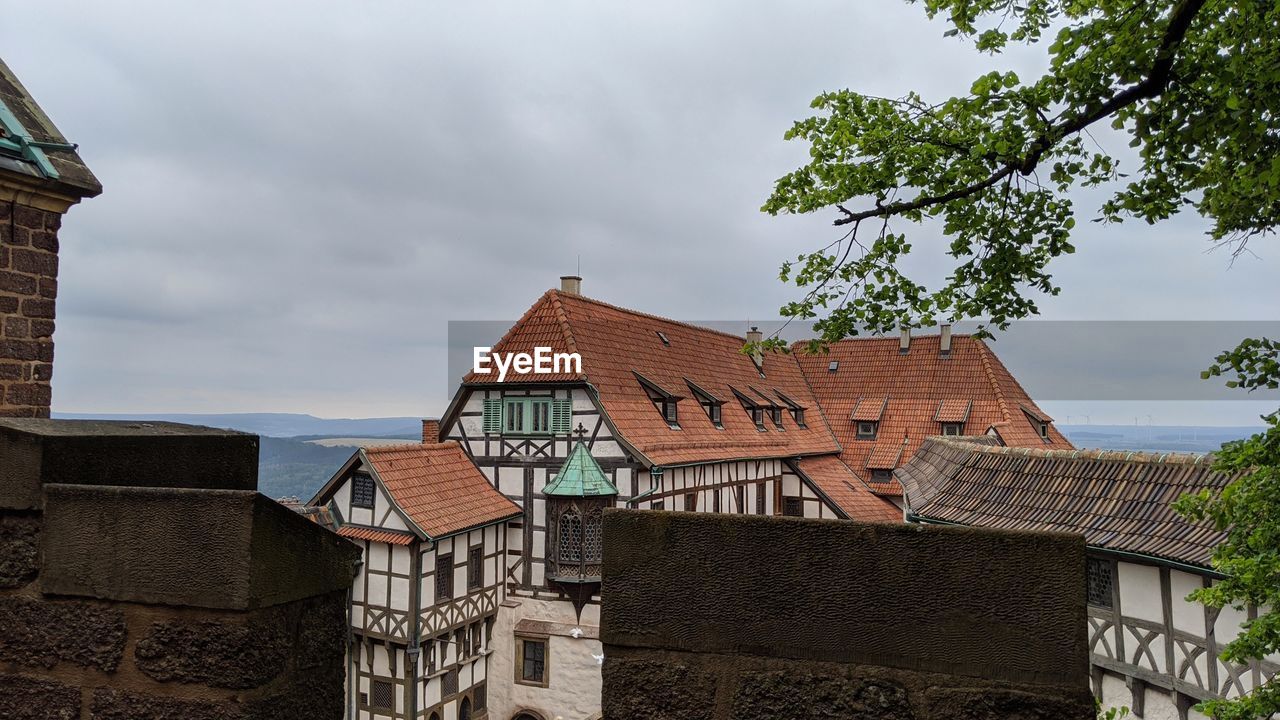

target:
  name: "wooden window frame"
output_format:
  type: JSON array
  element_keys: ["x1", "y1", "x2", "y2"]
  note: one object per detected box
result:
[
  {"x1": 503, "y1": 397, "x2": 559, "y2": 436},
  {"x1": 467, "y1": 545, "x2": 483, "y2": 590},
  {"x1": 515, "y1": 635, "x2": 550, "y2": 688},
  {"x1": 435, "y1": 553, "x2": 454, "y2": 602},
  {"x1": 351, "y1": 474, "x2": 376, "y2": 510},
  {"x1": 368, "y1": 678, "x2": 395, "y2": 711},
  {"x1": 941, "y1": 422, "x2": 964, "y2": 436},
  {"x1": 782, "y1": 496, "x2": 804, "y2": 517}
]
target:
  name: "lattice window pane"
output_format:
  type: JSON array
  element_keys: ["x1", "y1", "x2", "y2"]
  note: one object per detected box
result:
[
  {"x1": 584, "y1": 508, "x2": 603, "y2": 562},
  {"x1": 474, "y1": 681, "x2": 487, "y2": 710},
  {"x1": 442, "y1": 669, "x2": 458, "y2": 696},
  {"x1": 436, "y1": 554, "x2": 453, "y2": 601},
  {"x1": 1087, "y1": 557, "x2": 1114, "y2": 608},
  {"x1": 370, "y1": 679, "x2": 394, "y2": 709},
  {"x1": 783, "y1": 497, "x2": 803, "y2": 517},
  {"x1": 467, "y1": 546, "x2": 483, "y2": 589},
  {"x1": 522, "y1": 639, "x2": 546, "y2": 682},
  {"x1": 559, "y1": 511, "x2": 582, "y2": 562},
  {"x1": 351, "y1": 475, "x2": 375, "y2": 509}
]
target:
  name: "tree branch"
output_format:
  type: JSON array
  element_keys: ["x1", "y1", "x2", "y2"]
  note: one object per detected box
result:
[{"x1": 833, "y1": 0, "x2": 1208, "y2": 227}]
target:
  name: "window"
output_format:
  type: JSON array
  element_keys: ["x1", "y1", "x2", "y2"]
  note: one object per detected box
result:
[
  {"x1": 684, "y1": 493, "x2": 696, "y2": 511},
  {"x1": 459, "y1": 700, "x2": 472, "y2": 720},
  {"x1": 1038, "y1": 421, "x2": 1050, "y2": 440},
  {"x1": 583, "y1": 507, "x2": 603, "y2": 562},
  {"x1": 474, "y1": 682, "x2": 487, "y2": 711},
  {"x1": 685, "y1": 380, "x2": 724, "y2": 429},
  {"x1": 856, "y1": 421, "x2": 878, "y2": 440},
  {"x1": 1087, "y1": 557, "x2": 1114, "y2": 608},
  {"x1": 351, "y1": 475, "x2": 375, "y2": 509},
  {"x1": 484, "y1": 397, "x2": 569, "y2": 436},
  {"x1": 426, "y1": 641, "x2": 436, "y2": 674},
  {"x1": 467, "y1": 545, "x2": 483, "y2": 590},
  {"x1": 773, "y1": 389, "x2": 808, "y2": 429},
  {"x1": 708, "y1": 402, "x2": 722, "y2": 427},
  {"x1": 370, "y1": 679, "x2": 394, "y2": 710},
  {"x1": 435, "y1": 553, "x2": 453, "y2": 601},
  {"x1": 756, "y1": 482, "x2": 765, "y2": 514},
  {"x1": 870, "y1": 469, "x2": 893, "y2": 482},
  {"x1": 662, "y1": 399, "x2": 679, "y2": 427},
  {"x1": 656, "y1": 330, "x2": 670, "y2": 346},
  {"x1": 792, "y1": 408, "x2": 807, "y2": 428},
  {"x1": 652, "y1": 499, "x2": 665, "y2": 510},
  {"x1": 828, "y1": 360, "x2": 839, "y2": 372},
  {"x1": 782, "y1": 497, "x2": 803, "y2": 517},
  {"x1": 517, "y1": 637, "x2": 548, "y2": 686},
  {"x1": 559, "y1": 510, "x2": 582, "y2": 562},
  {"x1": 730, "y1": 387, "x2": 766, "y2": 430},
  {"x1": 751, "y1": 407, "x2": 765, "y2": 431},
  {"x1": 768, "y1": 406, "x2": 784, "y2": 429},
  {"x1": 442, "y1": 669, "x2": 458, "y2": 696},
  {"x1": 942, "y1": 422, "x2": 963, "y2": 436}
]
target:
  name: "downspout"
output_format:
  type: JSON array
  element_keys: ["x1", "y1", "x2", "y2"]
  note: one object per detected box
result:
[
  {"x1": 625, "y1": 466, "x2": 663, "y2": 507},
  {"x1": 346, "y1": 557, "x2": 363, "y2": 720}
]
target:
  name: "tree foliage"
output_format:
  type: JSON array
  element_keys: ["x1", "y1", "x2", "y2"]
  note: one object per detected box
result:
[
  {"x1": 763, "y1": 0, "x2": 1278, "y2": 344},
  {"x1": 764, "y1": 2, "x2": 1280, "y2": 717}
]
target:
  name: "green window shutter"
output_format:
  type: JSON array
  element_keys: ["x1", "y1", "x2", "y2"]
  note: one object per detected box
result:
[
  {"x1": 483, "y1": 398, "x2": 502, "y2": 434},
  {"x1": 552, "y1": 399, "x2": 573, "y2": 434}
]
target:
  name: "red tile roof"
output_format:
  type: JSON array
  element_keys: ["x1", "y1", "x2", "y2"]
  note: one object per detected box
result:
[
  {"x1": 794, "y1": 334, "x2": 1072, "y2": 497},
  {"x1": 791, "y1": 455, "x2": 902, "y2": 522},
  {"x1": 465, "y1": 290, "x2": 841, "y2": 466},
  {"x1": 934, "y1": 399, "x2": 972, "y2": 423},
  {"x1": 338, "y1": 525, "x2": 416, "y2": 546},
  {"x1": 897, "y1": 438, "x2": 1235, "y2": 568},
  {"x1": 864, "y1": 441, "x2": 907, "y2": 470},
  {"x1": 850, "y1": 397, "x2": 888, "y2": 422},
  {"x1": 363, "y1": 443, "x2": 522, "y2": 539}
]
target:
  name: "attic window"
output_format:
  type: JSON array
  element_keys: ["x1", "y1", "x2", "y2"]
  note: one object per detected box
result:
[
  {"x1": 828, "y1": 360, "x2": 839, "y2": 373},
  {"x1": 635, "y1": 372, "x2": 682, "y2": 429},
  {"x1": 1020, "y1": 405, "x2": 1053, "y2": 442},
  {"x1": 856, "y1": 421, "x2": 878, "y2": 440},
  {"x1": 1038, "y1": 422, "x2": 1049, "y2": 440},
  {"x1": 351, "y1": 474, "x2": 375, "y2": 509},
  {"x1": 870, "y1": 469, "x2": 893, "y2": 482},
  {"x1": 656, "y1": 331, "x2": 670, "y2": 346},
  {"x1": 941, "y1": 422, "x2": 963, "y2": 436},
  {"x1": 685, "y1": 379, "x2": 725, "y2": 429},
  {"x1": 768, "y1": 406, "x2": 784, "y2": 430},
  {"x1": 773, "y1": 389, "x2": 808, "y2": 429}
]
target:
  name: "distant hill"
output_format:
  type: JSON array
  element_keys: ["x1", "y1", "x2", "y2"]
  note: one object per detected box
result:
[
  {"x1": 51, "y1": 412, "x2": 426, "y2": 501},
  {"x1": 53, "y1": 412, "x2": 424, "y2": 439},
  {"x1": 1059, "y1": 424, "x2": 1264, "y2": 453}
]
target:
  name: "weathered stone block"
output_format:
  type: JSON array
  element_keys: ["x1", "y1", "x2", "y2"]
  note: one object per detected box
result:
[
  {"x1": 0, "y1": 512, "x2": 39, "y2": 588},
  {"x1": 601, "y1": 510, "x2": 1088, "y2": 688},
  {"x1": 731, "y1": 671, "x2": 914, "y2": 720},
  {"x1": 601, "y1": 656, "x2": 717, "y2": 720},
  {"x1": 10, "y1": 247, "x2": 56, "y2": 277},
  {"x1": 0, "y1": 673, "x2": 81, "y2": 720},
  {"x1": 0, "y1": 419, "x2": 259, "y2": 510},
  {"x1": 0, "y1": 269, "x2": 36, "y2": 295},
  {"x1": 0, "y1": 596, "x2": 126, "y2": 671},
  {"x1": 90, "y1": 688, "x2": 245, "y2": 720},
  {"x1": 41, "y1": 485, "x2": 359, "y2": 609},
  {"x1": 135, "y1": 614, "x2": 290, "y2": 690},
  {"x1": 922, "y1": 686, "x2": 1095, "y2": 720}
]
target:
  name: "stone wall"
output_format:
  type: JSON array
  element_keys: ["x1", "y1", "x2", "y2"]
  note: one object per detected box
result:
[
  {"x1": 0, "y1": 201, "x2": 60, "y2": 417},
  {"x1": 600, "y1": 510, "x2": 1095, "y2": 720},
  {"x1": 0, "y1": 419, "x2": 360, "y2": 719}
]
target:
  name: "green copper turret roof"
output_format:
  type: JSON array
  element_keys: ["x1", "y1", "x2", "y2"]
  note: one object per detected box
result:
[{"x1": 544, "y1": 442, "x2": 618, "y2": 497}]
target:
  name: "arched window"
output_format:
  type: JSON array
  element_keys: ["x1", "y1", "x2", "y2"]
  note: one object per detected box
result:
[
  {"x1": 459, "y1": 697, "x2": 472, "y2": 720},
  {"x1": 429, "y1": 713, "x2": 441, "y2": 720},
  {"x1": 559, "y1": 509, "x2": 582, "y2": 562},
  {"x1": 583, "y1": 506, "x2": 603, "y2": 562}
]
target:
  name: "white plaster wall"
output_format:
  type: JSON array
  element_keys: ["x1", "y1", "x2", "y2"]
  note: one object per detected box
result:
[
  {"x1": 1118, "y1": 562, "x2": 1163, "y2": 623},
  {"x1": 1098, "y1": 672, "x2": 1209, "y2": 720},
  {"x1": 489, "y1": 598, "x2": 602, "y2": 720}
]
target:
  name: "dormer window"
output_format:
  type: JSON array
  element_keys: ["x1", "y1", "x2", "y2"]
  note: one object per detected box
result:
[
  {"x1": 1037, "y1": 421, "x2": 1049, "y2": 439},
  {"x1": 941, "y1": 422, "x2": 963, "y2": 436},
  {"x1": 870, "y1": 469, "x2": 893, "y2": 482},
  {"x1": 934, "y1": 400, "x2": 972, "y2": 438},
  {"x1": 769, "y1": 406, "x2": 784, "y2": 429},
  {"x1": 1020, "y1": 404, "x2": 1054, "y2": 443},
  {"x1": 685, "y1": 379, "x2": 725, "y2": 429},
  {"x1": 732, "y1": 387, "x2": 768, "y2": 431},
  {"x1": 635, "y1": 372, "x2": 682, "y2": 429},
  {"x1": 773, "y1": 389, "x2": 808, "y2": 429},
  {"x1": 856, "y1": 421, "x2": 878, "y2": 440},
  {"x1": 751, "y1": 407, "x2": 765, "y2": 430}
]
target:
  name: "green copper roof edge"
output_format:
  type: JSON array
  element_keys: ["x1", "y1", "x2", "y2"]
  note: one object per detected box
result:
[{"x1": 0, "y1": 98, "x2": 60, "y2": 179}]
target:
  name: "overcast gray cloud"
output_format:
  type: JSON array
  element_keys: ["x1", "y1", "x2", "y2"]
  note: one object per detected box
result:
[{"x1": 4, "y1": 1, "x2": 1277, "y2": 424}]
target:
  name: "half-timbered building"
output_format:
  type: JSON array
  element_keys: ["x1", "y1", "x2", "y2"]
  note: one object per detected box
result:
[
  {"x1": 897, "y1": 437, "x2": 1278, "y2": 720},
  {"x1": 794, "y1": 329, "x2": 1073, "y2": 507},
  {"x1": 311, "y1": 442, "x2": 523, "y2": 720}
]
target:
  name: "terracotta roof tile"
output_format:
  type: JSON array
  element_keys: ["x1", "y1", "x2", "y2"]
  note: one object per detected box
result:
[
  {"x1": 794, "y1": 335, "x2": 1071, "y2": 497},
  {"x1": 338, "y1": 525, "x2": 416, "y2": 546},
  {"x1": 934, "y1": 399, "x2": 972, "y2": 423},
  {"x1": 467, "y1": 291, "x2": 840, "y2": 466},
  {"x1": 865, "y1": 441, "x2": 907, "y2": 470},
  {"x1": 850, "y1": 396, "x2": 888, "y2": 422},
  {"x1": 897, "y1": 438, "x2": 1234, "y2": 568},
  {"x1": 364, "y1": 443, "x2": 522, "y2": 539},
  {"x1": 791, "y1": 455, "x2": 902, "y2": 523}
]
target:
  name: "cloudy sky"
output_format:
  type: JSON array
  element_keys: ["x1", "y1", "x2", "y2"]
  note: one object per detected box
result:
[{"x1": 6, "y1": 1, "x2": 1277, "y2": 424}]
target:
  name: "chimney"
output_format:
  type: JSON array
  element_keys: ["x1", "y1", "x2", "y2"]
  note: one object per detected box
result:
[
  {"x1": 560, "y1": 275, "x2": 582, "y2": 295},
  {"x1": 899, "y1": 327, "x2": 911, "y2": 354},
  {"x1": 746, "y1": 326, "x2": 764, "y2": 369},
  {"x1": 940, "y1": 324, "x2": 952, "y2": 357},
  {"x1": 421, "y1": 418, "x2": 441, "y2": 444}
]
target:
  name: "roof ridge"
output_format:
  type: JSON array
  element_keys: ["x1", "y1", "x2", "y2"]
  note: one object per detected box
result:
[
  {"x1": 926, "y1": 436, "x2": 1218, "y2": 466},
  {"x1": 547, "y1": 291, "x2": 579, "y2": 354},
  {"x1": 973, "y1": 340, "x2": 1011, "y2": 423},
  {"x1": 550, "y1": 289, "x2": 750, "y2": 344}
]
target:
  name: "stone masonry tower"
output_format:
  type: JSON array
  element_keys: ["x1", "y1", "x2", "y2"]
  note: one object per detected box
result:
[{"x1": 0, "y1": 57, "x2": 101, "y2": 417}]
